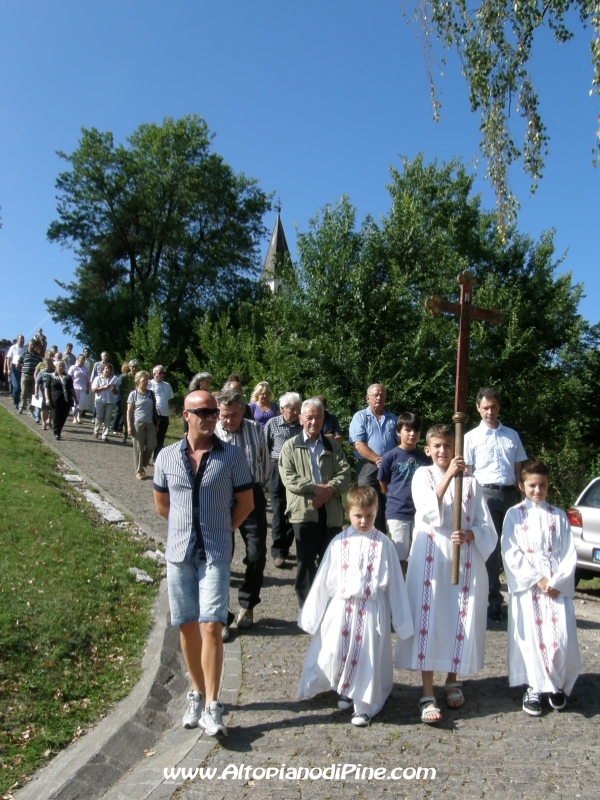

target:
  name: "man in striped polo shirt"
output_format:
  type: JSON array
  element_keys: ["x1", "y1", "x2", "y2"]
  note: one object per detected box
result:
[
  {"x1": 215, "y1": 389, "x2": 270, "y2": 631},
  {"x1": 153, "y1": 390, "x2": 254, "y2": 738},
  {"x1": 17, "y1": 341, "x2": 43, "y2": 415}
]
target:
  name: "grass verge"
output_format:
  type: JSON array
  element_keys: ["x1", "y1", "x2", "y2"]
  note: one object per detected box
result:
[{"x1": 0, "y1": 406, "x2": 160, "y2": 795}]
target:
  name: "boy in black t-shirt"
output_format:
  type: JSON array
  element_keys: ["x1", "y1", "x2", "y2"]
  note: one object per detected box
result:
[{"x1": 377, "y1": 412, "x2": 430, "y2": 572}]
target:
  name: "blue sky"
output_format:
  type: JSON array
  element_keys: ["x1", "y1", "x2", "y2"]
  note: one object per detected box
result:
[{"x1": 1, "y1": 1, "x2": 598, "y2": 351}]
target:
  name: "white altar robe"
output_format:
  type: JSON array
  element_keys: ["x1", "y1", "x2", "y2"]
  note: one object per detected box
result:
[
  {"x1": 501, "y1": 499, "x2": 581, "y2": 694},
  {"x1": 297, "y1": 526, "x2": 414, "y2": 717},
  {"x1": 395, "y1": 465, "x2": 497, "y2": 674}
]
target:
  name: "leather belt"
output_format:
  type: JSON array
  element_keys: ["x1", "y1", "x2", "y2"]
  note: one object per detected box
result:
[{"x1": 480, "y1": 483, "x2": 516, "y2": 490}]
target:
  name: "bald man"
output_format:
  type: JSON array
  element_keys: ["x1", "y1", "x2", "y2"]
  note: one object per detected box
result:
[{"x1": 153, "y1": 390, "x2": 254, "y2": 737}]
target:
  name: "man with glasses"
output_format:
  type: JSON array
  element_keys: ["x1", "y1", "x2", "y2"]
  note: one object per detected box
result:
[
  {"x1": 153, "y1": 390, "x2": 254, "y2": 737},
  {"x1": 263, "y1": 392, "x2": 303, "y2": 568},
  {"x1": 349, "y1": 384, "x2": 398, "y2": 533},
  {"x1": 215, "y1": 390, "x2": 270, "y2": 631},
  {"x1": 149, "y1": 364, "x2": 174, "y2": 459}
]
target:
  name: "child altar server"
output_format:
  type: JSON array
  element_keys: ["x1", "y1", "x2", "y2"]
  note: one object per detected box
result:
[
  {"x1": 395, "y1": 424, "x2": 497, "y2": 723},
  {"x1": 297, "y1": 486, "x2": 413, "y2": 726},
  {"x1": 502, "y1": 459, "x2": 581, "y2": 716}
]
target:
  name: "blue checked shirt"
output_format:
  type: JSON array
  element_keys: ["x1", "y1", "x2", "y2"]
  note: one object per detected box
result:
[{"x1": 153, "y1": 436, "x2": 253, "y2": 564}]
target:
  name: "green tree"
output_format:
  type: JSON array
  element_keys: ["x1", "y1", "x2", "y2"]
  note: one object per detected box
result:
[
  {"x1": 46, "y1": 115, "x2": 271, "y2": 364},
  {"x1": 413, "y1": 0, "x2": 600, "y2": 228},
  {"x1": 192, "y1": 155, "x2": 599, "y2": 503}
]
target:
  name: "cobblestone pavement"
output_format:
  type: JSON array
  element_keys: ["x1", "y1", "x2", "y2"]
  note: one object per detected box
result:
[{"x1": 3, "y1": 393, "x2": 600, "y2": 799}]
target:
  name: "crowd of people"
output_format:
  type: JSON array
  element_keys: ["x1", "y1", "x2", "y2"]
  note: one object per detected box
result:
[{"x1": 2, "y1": 331, "x2": 582, "y2": 738}]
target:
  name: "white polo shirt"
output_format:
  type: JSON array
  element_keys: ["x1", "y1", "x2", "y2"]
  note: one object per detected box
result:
[
  {"x1": 149, "y1": 380, "x2": 174, "y2": 416},
  {"x1": 464, "y1": 420, "x2": 527, "y2": 486}
]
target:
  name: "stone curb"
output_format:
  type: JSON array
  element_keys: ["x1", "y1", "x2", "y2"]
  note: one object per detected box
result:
[{"x1": 3, "y1": 400, "x2": 241, "y2": 800}]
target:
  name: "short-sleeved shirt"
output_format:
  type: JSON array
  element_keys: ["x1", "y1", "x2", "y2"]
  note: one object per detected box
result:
[
  {"x1": 264, "y1": 415, "x2": 303, "y2": 459},
  {"x1": 348, "y1": 408, "x2": 397, "y2": 459},
  {"x1": 68, "y1": 364, "x2": 89, "y2": 392},
  {"x1": 149, "y1": 380, "x2": 174, "y2": 416},
  {"x1": 322, "y1": 410, "x2": 342, "y2": 438},
  {"x1": 127, "y1": 389, "x2": 155, "y2": 422},
  {"x1": 464, "y1": 421, "x2": 527, "y2": 486},
  {"x1": 249, "y1": 402, "x2": 280, "y2": 428},
  {"x1": 7, "y1": 344, "x2": 27, "y2": 366},
  {"x1": 17, "y1": 351, "x2": 43, "y2": 375},
  {"x1": 92, "y1": 376, "x2": 117, "y2": 405},
  {"x1": 377, "y1": 447, "x2": 431, "y2": 520},
  {"x1": 153, "y1": 436, "x2": 253, "y2": 563}
]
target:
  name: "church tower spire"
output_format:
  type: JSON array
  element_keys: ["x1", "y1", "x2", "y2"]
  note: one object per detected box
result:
[{"x1": 260, "y1": 200, "x2": 290, "y2": 293}]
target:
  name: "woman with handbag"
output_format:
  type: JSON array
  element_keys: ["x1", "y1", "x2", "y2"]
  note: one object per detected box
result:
[{"x1": 127, "y1": 370, "x2": 159, "y2": 480}]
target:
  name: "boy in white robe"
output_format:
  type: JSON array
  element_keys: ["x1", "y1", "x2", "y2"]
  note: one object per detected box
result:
[
  {"x1": 501, "y1": 459, "x2": 581, "y2": 716},
  {"x1": 297, "y1": 486, "x2": 413, "y2": 727},
  {"x1": 395, "y1": 424, "x2": 497, "y2": 723}
]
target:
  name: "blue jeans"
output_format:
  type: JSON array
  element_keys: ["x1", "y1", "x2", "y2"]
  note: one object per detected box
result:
[
  {"x1": 167, "y1": 556, "x2": 230, "y2": 626},
  {"x1": 11, "y1": 365, "x2": 21, "y2": 407}
]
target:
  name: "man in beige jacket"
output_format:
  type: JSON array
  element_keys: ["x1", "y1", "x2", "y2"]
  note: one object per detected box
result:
[{"x1": 279, "y1": 397, "x2": 351, "y2": 607}]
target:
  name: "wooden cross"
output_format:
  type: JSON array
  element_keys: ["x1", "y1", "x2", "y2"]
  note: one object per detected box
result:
[{"x1": 425, "y1": 270, "x2": 503, "y2": 584}]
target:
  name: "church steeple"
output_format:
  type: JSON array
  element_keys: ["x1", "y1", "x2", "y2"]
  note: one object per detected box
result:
[{"x1": 261, "y1": 201, "x2": 290, "y2": 293}]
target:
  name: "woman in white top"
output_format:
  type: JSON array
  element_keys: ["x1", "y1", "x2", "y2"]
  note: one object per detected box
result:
[
  {"x1": 68, "y1": 354, "x2": 91, "y2": 424},
  {"x1": 91, "y1": 363, "x2": 118, "y2": 441}
]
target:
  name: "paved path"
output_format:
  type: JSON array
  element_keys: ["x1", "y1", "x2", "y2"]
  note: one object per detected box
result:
[{"x1": 3, "y1": 392, "x2": 600, "y2": 799}]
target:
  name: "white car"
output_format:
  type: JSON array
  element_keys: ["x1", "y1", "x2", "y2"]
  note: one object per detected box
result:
[{"x1": 567, "y1": 477, "x2": 600, "y2": 583}]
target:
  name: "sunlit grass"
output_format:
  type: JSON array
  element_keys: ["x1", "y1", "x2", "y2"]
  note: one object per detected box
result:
[{"x1": 0, "y1": 406, "x2": 160, "y2": 794}]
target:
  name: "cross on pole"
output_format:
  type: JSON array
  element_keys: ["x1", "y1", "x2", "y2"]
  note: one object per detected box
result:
[{"x1": 425, "y1": 270, "x2": 503, "y2": 584}]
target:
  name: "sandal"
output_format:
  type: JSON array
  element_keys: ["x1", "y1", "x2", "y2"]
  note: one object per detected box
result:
[
  {"x1": 420, "y1": 696, "x2": 442, "y2": 724},
  {"x1": 443, "y1": 682, "x2": 465, "y2": 708}
]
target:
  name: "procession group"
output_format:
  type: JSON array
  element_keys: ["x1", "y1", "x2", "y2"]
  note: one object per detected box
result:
[
  {"x1": 151, "y1": 382, "x2": 581, "y2": 737},
  {"x1": 2, "y1": 331, "x2": 581, "y2": 736}
]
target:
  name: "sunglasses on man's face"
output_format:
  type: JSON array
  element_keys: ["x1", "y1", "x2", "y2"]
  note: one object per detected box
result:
[{"x1": 185, "y1": 407, "x2": 219, "y2": 419}]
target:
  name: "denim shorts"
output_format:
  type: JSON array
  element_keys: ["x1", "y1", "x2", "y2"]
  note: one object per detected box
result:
[{"x1": 166, "y1": 554, "x2": 230, "y2": 626}]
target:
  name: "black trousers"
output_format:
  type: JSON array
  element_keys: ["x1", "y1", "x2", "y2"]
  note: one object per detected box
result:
[
  {"x1": 154, "y1": 415, "x2": 170, "y2": 459},
  {"x1": 293, "y1": 507, "x2": 341, "y2": 607},
  {"x1": 481, "y1": 485, "x2": 518, "y2": 607},
  {"x1": 356, "y1": 460, "x2": 387, "y2": 532},
  {"x1": 52, "y1": 397, "x2": 70, "y2": 438},
  {"x1": 268, "y1": 460, "x2": 294, "y2": 559},
  {"x1": 237, "y1": 486, "x2": 268, "y2": 609}
]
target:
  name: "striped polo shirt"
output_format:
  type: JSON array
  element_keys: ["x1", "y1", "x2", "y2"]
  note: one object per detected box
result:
[
  {"x1": 153, "y1": 436, "x2": 253, "y2": 564},
  {"x1": 17, "y1": 351, "x2": 43, "y2": 375},
  {"x1": 215, "y1": 418, "x2": 269, "y2": 486}
]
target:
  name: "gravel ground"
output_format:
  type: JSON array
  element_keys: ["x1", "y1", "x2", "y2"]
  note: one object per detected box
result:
[{"x1": 3, "y1": 390, "x2": 600, "y2": 799}]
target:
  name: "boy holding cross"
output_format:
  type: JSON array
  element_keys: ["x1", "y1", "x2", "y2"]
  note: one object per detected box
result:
[{"x1": 395, "y1": 424, "x2": 497, "y2": 723}]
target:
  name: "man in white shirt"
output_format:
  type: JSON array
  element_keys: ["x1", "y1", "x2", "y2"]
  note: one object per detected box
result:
[
  {"x1": 6, "y1": 335, "x2": 26, "y2": 409},
  {"x1": 464, "y1": 387, "x2": 527, "y2": 621},
  {"x1": 149, "y1": 364, "x2": 175, "y2": 459}
]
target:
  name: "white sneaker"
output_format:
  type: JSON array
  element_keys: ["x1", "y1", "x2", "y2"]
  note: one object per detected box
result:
[
  {"x1": 199, "y1": 701, "x2": 228, "y2": 737},
  {"x1": 337, "y1": 694, "x2": 353, "y2": 710},
  {"x1": 182, "y1": 690, "x2": 205, "y2": 728},
  {"x1": 351, "y1": 712, "x2": 372, "y2": 727}
]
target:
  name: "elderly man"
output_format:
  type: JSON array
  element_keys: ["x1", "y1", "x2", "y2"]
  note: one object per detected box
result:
[
  {"x1": 153, "y1": 390, "x2": 254, "y2": 737},
  {"x1": 149, "y1": 364, "x2": 175, "y2": 459},
  {"x1": 279, "y1": 397, "x2": 351, "y2": 606},
  {"x1": 215, "y1": 390, "x2": 270, "y2": 630},
  {"x1": 264, "y1": 392, "x2": 303, "y2": 567},
  {"x1": 349, "y1": 383, "x2": 397, "y2": 532},
  {"x1": 464, "y1": 387, "x2": 527, "y2": 621}
]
